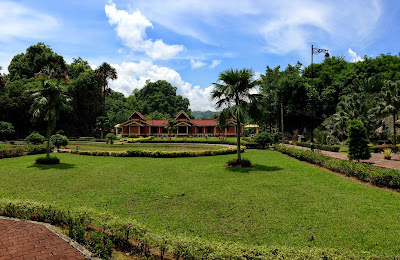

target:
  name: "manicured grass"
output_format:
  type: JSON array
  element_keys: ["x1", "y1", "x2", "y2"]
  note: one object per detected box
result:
[
  {"x1": 339, "y1": 146, "x2": 349, "y2": 153},
  {"x1": 68, "y1": 142, "x2": 226, "y2": 152},
  {"x1": 1, "y1": 150, "x2": 400, "y2": 255}
]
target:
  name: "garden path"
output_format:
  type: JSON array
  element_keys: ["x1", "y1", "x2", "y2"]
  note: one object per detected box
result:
[
  {"x1": 284, "y1": 144, "x2": 400, "y2": 170},
  {"x1": 0, "y1": 217, "x2": 91, "y2": 260}
]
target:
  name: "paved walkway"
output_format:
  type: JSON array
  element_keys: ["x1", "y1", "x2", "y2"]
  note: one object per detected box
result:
[
  {"x1": 284, "y1": 144, "x2": 400, "y2": 170},
  {"x1": 0, "y1": 217, "x2": 88, "y2": 260}
]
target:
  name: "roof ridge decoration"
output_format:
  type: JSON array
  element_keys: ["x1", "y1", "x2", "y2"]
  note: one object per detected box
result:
[
  {"x1": 129, "y1": 111, "x2": 147, "y2": 121},
  {"x1": 175, "y1": 110, "x2": 190, "y2": 120}
]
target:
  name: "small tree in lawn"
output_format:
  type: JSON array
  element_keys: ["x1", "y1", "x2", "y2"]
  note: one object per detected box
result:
[
  {"x1": 96, "y1": 116, "x2": 110, "y2": 139},
  {"x1": 25, "y1": 132, "x2": 45, "y2": 145},
  {"x1": 106, "y1": 133, "x2": 117, "y2": 144},
  {"x1": 51, "y1": 134, "x2": 69, "y2": 152},
  {"x1": 254, "y1": 131, "x2": 272, "y2": 150},
  {"x1": 347, "y1": 119, "x2": 371, "y2": 162}
]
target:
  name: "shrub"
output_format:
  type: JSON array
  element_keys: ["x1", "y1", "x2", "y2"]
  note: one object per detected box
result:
[
  {"x1": 26, "y1": 144, "x2": 48, "y2": 155},
  {"x1": 254, "y1": 132, "x2": 272, "y2": 149},
  {"x1": 128, "y1": 133, "x2": 138, "y2": 138},
  {"x1": 25, "y1": 132, "x2": 45, "y2": 145},
  {"x1": 296, "y1": 142, "x2": 341, "y2": 152},
  {"x1": 347, "y1": 120, "x2": 371, "y2": 161},
  {"x1": 35, "y1": 156, "x2": 60, "y2": 164},
  {"x1": 384, "y1": 149, "x2": 393, "y2": 160},
  {"x1": 275, "y1": 144, "x2": 400, "y2": 190},
  {"x1": 51, "y1": 134, "x2": 69, "y2": 152},
  {"x1": 226, "y1": 158, "x2": 252, "y2": 167},
  {"x1": 78, "y1": 137, "x2": 96, "y2": 142},
  {"x1": 105, "y1": 133, "x2": 117, "y2": 145}
]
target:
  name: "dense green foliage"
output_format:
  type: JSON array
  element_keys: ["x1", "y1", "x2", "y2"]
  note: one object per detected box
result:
[
  {"x1": 347, "y1": 120, "x2": 371, "y2": 161},
  {"x1": 35, "y1": 156, "x2": 60, "y2": 164},
  {"x1": 0, "y1": 121, "x2": 15, "y2": 141},
  {"x1": 295, "y1": 142, "x2": 341, "y2": 152},
  {"x1": 25, "y1": 132, "x2": 45, "y2": 145},
  {"x1": 254, "y1": 131, "x2": 272, "y2": 149},
  {"x1": 50, "y1": 134, "x2": 69, "y2": 151}
]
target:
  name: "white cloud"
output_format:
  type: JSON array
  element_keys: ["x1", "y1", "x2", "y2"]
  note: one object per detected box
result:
[
  {"x1": 109, "y1": 61, "x2": 215, "y2": 111},
  {"x1": 0, "y1": 1, "x2": 58, "y2": 42},
  {"x1": 128, "y1": 0, "x2": 382, "y2": 55},
  {"x1": 209, "y1": 60, "x2": 221, "y2": 69},
  {"x1": 190, "y1": 60, "x2": 206, "y2": 69},
  {"x1": 105, "y1": 1, "x2": 184, "y2": 60},
  {"x1": 348, "y1": 48, "x2": 364, "y2": 63}
]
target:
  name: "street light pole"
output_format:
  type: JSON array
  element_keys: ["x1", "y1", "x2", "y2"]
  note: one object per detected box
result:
[{"x1": 311, "y1": 45, "x2": 329, "y2": 151}]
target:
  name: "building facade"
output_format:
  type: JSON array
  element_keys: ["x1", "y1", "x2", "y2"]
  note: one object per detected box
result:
[{"x1": 114, "y1": 110, "x2": 243, "y2": 137}]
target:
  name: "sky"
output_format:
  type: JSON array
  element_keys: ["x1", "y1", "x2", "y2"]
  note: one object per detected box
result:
[{"x1": 1, "y1": 0, "x2": 399, "y2": 111}]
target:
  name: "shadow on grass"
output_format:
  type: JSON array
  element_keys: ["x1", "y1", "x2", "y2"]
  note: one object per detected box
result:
[
  {"x1": 226, "y1": 164, "x2": 283, "y2": 173},
  {"x1": 27, "y1": 163, "x2": 76, "y2": 170}
]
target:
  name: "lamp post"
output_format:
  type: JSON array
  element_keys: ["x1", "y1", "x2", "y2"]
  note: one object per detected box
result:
[{"x1": 311, "y1": 45, "x2": 329, "y2": 151}]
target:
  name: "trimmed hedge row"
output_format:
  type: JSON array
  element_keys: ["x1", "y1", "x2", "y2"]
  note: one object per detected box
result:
[
  {"x1": 0, "y1": 199, "x2": 392, "y2": 259},
  {"x1": 295, "y1": 142, "x2": 341, "y2": 152},
  {"x1": 274, "y1": 145, "x2": 400, "y2": 190},
  {"x1": 139, "y1": 139, "x2": 245, "y2": 145},
  {"x1": 71, "y1": 147, "x2": 246, "y2": 158},
  {"x1": 119, "y1": 137, "x2": 153, "y2": 143}
]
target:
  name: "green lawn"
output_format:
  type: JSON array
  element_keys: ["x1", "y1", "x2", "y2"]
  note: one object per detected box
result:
[
  {"x1": 67, "y1": 142, "x2": 226, "y2": 151},
  {"x1": 1, "y1": 150, "x2": 400, "y2": 255}
]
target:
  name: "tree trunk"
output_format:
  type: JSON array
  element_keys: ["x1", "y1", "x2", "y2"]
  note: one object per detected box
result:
[
  {"x1": 46, "y1": 124, "x2": 51, "y2": 158},
  {"x1": 101, "y1": 129, "x2": 104, "y2": 139},
  {"x1": 236, "y1": 109, "x2": 241, "y2": 163},
  {"x1": 394, "y1": 112, "x2": 397, "y2": 146}
]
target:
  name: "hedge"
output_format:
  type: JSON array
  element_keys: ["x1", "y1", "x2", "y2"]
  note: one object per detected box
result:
[
  {"x1": 78, "y1": 137, "x2": 96, "y2": 142},
  {"x1": 0, "y1": 199, "x2": 393, "y2": 259},
  {"x1": 119, "y1": 137, "x2": 153, "y2": 143},
  {"x1": 71, "y1": 147, "x2": 246, "y2": 158},
  {"x1": 0, "y1": 144, "x2": 48, "y2": 159},
  {"x1": 274, "y1": 145, "x2": 400, "y2": 190},
  {"x1": 295, "y1": 142, "x2": 341, "y2": 152},
  {"x1": 138, "y1": 139, "x2": 246, "y2": 145}
]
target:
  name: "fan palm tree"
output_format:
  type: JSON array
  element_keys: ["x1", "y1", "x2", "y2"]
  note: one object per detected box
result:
[
  {"x1": 31, "y1": 76, "x2": 71, "y2": 158},
  {"x1": 211, "y1": 68, "x2": 261, "y2": 162},
  {"x1": 95, "y1": 62, "x2": 117, "y2": 113}
]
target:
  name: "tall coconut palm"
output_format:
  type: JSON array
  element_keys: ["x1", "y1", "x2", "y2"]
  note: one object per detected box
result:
[
  {"x1": 31, "y1": 76, "x2": 71, "y2": 158},
  {"x1": 211, "y1": 68, "x2": 261, "y2": 163},
  {"x1": 378, "y1": 80, "x2": 400, "y2": 145},
  {"x1": 95, "y1": 62, "x2": 117, "y2": 114}
]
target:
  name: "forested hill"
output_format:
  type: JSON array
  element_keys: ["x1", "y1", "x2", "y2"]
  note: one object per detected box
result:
[{"x1": 192, "y1": 110, "x2": 219, "y2": 119}]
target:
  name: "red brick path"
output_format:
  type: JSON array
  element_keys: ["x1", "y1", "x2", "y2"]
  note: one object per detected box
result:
[{"x1": 0, "y1": 218, "x2": 86, "y2": 260}]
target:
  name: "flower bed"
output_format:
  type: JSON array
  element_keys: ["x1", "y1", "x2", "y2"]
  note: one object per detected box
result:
[{"x1": 274, "y1": 144, "x2": 400, "y2": 190}]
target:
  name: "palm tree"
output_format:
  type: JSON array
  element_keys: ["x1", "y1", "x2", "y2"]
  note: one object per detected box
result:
[
  {"x1": 164, "y1": 119, "x2": 176, "y2": 140},
  {"x1": 211, "y1": 68, "x2": 261, "y2": 162},
  {"x1": 95, "y1": 62, "x2": 117, "y2": 113},
  {"x1": 214, "y1": 110, "x2": 230, "y2": 139},
  {"x1": 378, "y1": 80, "x2": 400, "y2": 145},
  {"x1": 31, "y1": 76, "x2": 71, "y2": 158}
]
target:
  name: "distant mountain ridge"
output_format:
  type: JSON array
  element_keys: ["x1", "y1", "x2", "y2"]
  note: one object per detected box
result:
[{"x1": 192, "y1": 110, "x2": 219, "y2": 119}]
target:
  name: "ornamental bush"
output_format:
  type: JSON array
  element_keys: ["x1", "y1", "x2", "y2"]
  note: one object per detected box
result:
[
  {"x1": 254, "y1": 131, "x2": 272, "y2": 149},
  {"x1": 50, "y1": 134, "x2": 69, "y2": 152},
  {"x1": 128, "y1": 133, "x2": 138, "y2": 138},
  {"x1": 347, "y1": 120, "x2": 371, "y2": 161},
  {"x1": 105, "y1": 133, "x2": 117, "y2": 144},
  {"x1": 25, "y1": 132, "x2": 45, "y2": 145},
  {"x1": 35, "y1": 156, "x2": 60, "y2": 164}
]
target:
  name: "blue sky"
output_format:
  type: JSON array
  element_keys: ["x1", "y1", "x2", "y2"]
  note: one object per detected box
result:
[{"x1": 1, "y1": 0, "x2": 399, "y2": 111}]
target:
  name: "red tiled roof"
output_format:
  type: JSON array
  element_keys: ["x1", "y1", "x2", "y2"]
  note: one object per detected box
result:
[
  {"x1": 149, "y1": 120, "x2": 168, "y2": 126},
  {"x1": 191, "y1": 120, "x2": 217, "y2": 126},
  {"x1": 129, "y1": 111, "x2": 147, "y2": 120}
]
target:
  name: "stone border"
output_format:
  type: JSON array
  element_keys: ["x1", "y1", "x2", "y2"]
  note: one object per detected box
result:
[{"x1": 0, "y1": 216, "x2": 100, "y2": 260}]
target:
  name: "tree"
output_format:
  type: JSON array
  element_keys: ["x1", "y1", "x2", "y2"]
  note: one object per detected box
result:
[
  {"x1": 211, "y1": 68, "x2": 261, "y2": 163},
  {"x1": 378, "y1": 81, "x2": 400, "y2": 145},
  {"x1": 96, "y1": 116, "x2": 110, "y2": 139},
  {"x1": 95, "y1": 62, "x2": 117, "y2": 114},
  {"x1": 254, "y1": 131, "x2": 272, "y2": 150},
  {"x1": 214, "y1": 111, "x2": 230, "y2": 139},
  {"x1": 347, "y1": 120, "x2": 371, "y2": 162},
  {"x1": 0, "y1": 121, "x2": 15, "y2": 141},
  {"x1": 31, "y1": 76, "x2": 71, "y2": 158},
  {"x1": 164, "y1": 119, "x2": 176, "y2": 140},
  {"x1": 25, "y1": 132, "x2": 45, "y2": 145},
  {"x1": 50, "y1": 134, "x2": 69, "y2": 152}
]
